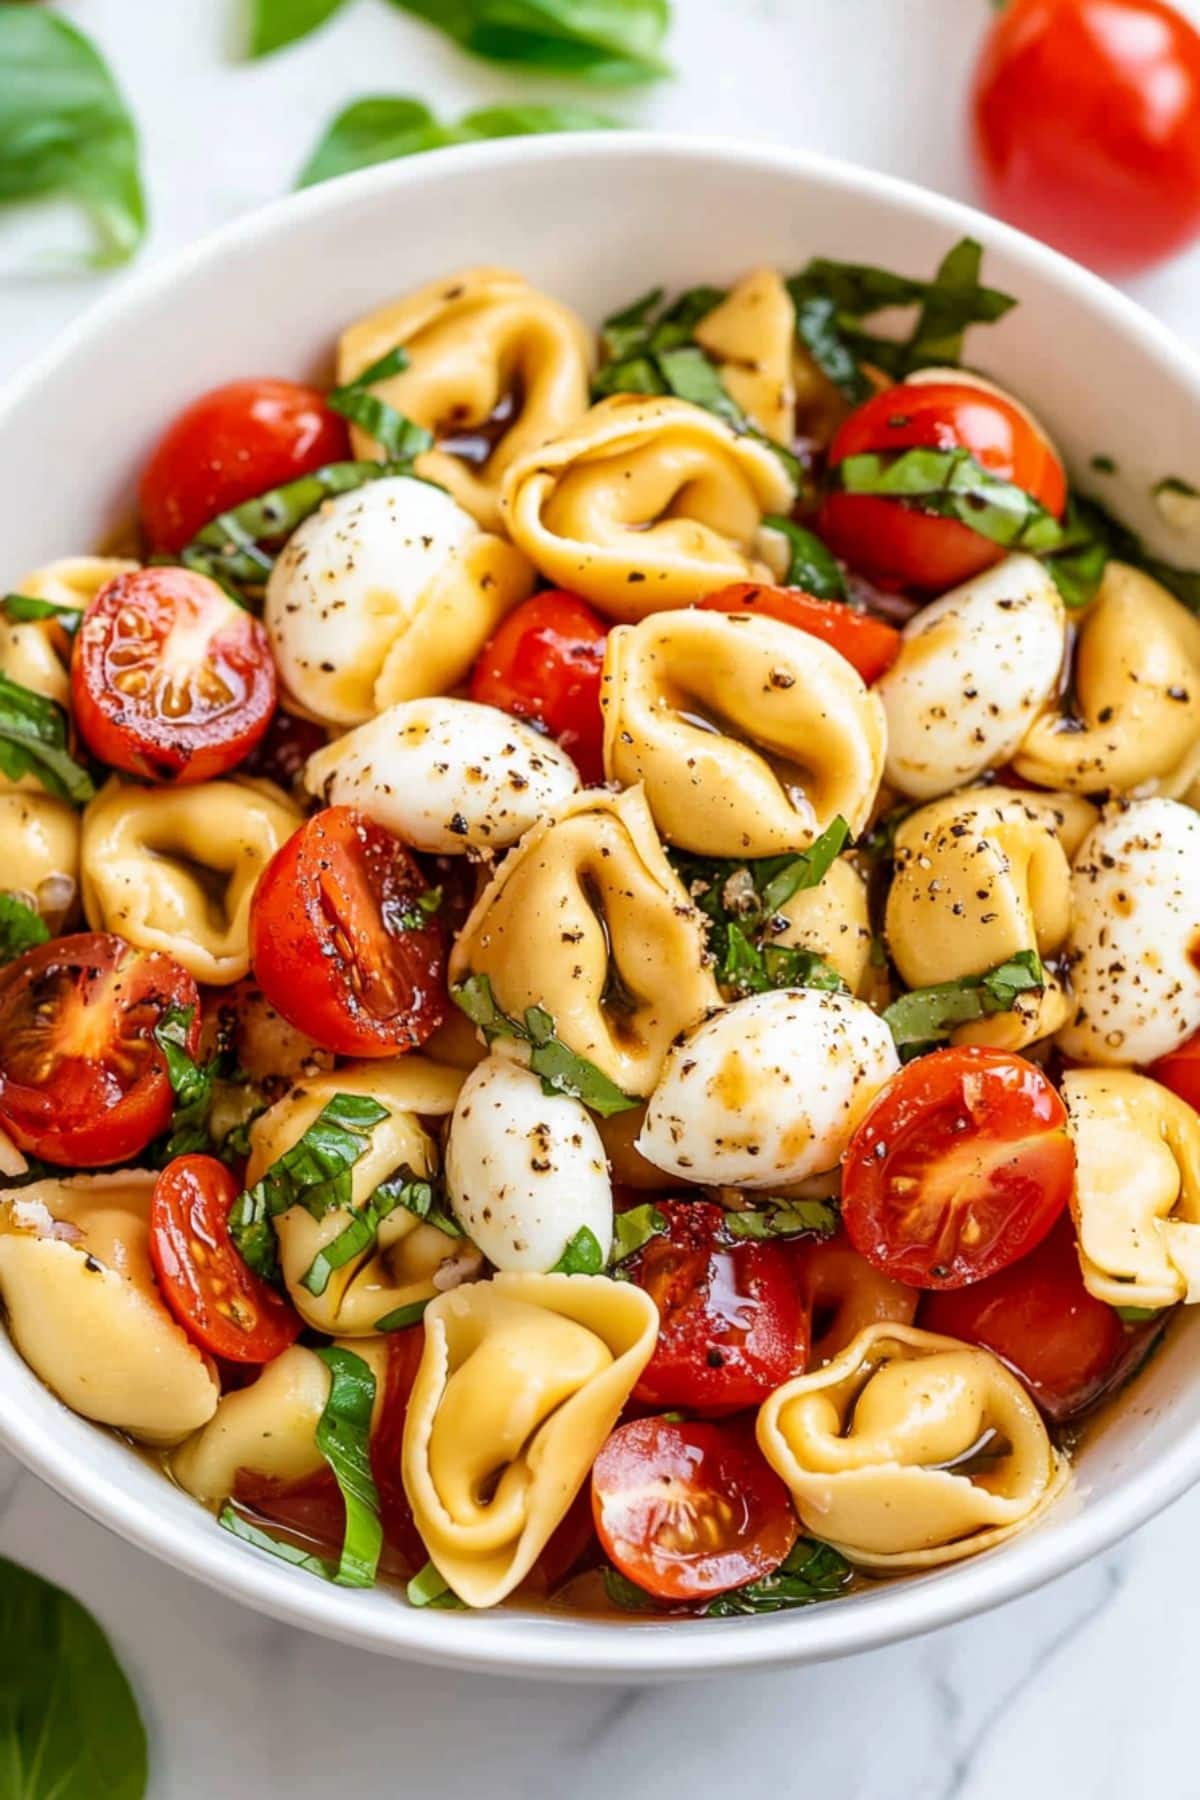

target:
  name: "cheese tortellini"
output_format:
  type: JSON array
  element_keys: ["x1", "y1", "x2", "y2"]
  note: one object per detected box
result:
[
  {"x1": 500, "y1": 395, "x2": 795, "y2": 620},
  {"x1": 81, "y1": 776, "x2": 301, "y2": 985},
  {"x1": 692, "y1": 267, "x2": 798, "y2": 447},
  {"x1": 402, "y1": 1273, "x2": 658, "y2": 1606},
  {"x1": 337, "y1": 267, "x2": 593, "y2": 532},
  {"x1": 600, "y1": 609, "x2": 885, "y2": 854},
  {"x1": 770, "y1": 855, "x2": 873, "y2": 995},
  {"x1": 0, "y1": 1173, "x2": 218, "y2": 1443},
  {"x1": 757, "y1": 1324, "x2": 1066, "y2": 1568},
  {"x1": 449, "y1": 786, "x2": 721, "y2": 1097},
  {"x1": 1, "y1": 557, "x2": 133, "y2": 713},
  {"x1": 0, "y1": 792, "x2": 80, "y2": 928}
]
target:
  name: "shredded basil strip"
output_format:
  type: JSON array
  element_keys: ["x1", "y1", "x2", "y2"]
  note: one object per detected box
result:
[
  {"x1": 452, "y1": 974, "x2": 639, "y2": 1117},
  {"x1": 883, "y1": 950, "x2": 1045, "y2": 1051},
  {"x1": 151, "y1": 1004, "x2": 219, "y2": 1160},
  {"x1": 313, "y1": 1345, "x2": 383, "y2": 1588},
  {"x1": 1044, "y1": 488, "x2": 1200, "y2": 615},
  {"x1": 724, "y1": 1199, "x2": 839, "y2": 1241},
  {"x1": 301, "y1": 1164, "x2": 461, "y2": 1297},
  {"x1": 1, "y1": 591, "x2": 82, "y2": 632},
  {"x1": 327, "y1": 346, "x2": 434, "y2": 464},
  {"x1": 0, "y1": 892, "x2": 49, "y2": 966},
  {"x1": 218, "y1": 1504, "x2": 337, "y2": 1580},
  {"x1": 835, "y1": 447, "x2": 1066, "y2": 554},
  {"x1": 406, "y1": 1559, "x2": 466, "y2": 1609},
  {"x1": 760, "y1": 516, "x2": 847, "y2": 601},
  {"x1": 374, "y1": 1296, "x2": 432, "y2": 1332},
  {"x1": 1116, "y1": 1304, "x2": 1158, "y2": 1323},
  {"x1": 610, "y1": 1203, "x2": 667, "y2": 1265},
  {"x1": 0, "y1": 672, "x2": 95, "y2": 806},
  {"x1": 702, "y1": 1538, "x2": 853, "y2": 1615},
  {"x1": 551, "y1": 1225, "x2": 606, "y2": 1275}
]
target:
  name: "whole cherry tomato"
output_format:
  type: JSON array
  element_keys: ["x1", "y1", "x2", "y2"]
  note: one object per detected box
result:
[
  {"x1": 249, "y1": 806, "x2": 446, "y2": 1058},
  {"x1": 699, "y1": 583, "x2": 901, "y2": 684},
  {"x1": 841, "y1": 1047, "x2": 1075, "y2": 1289},
  {"x1": 469, "y1": 590, "x2": 609, "y2": 784},
  {"x1": 72, "y1": 567, "x2": 275, "y2": 783},
  {"x1": 1148, "y1": 1029, "x2": 1200, "y2": 1112},
  {"x1": 819, "y1": 379, "x2": 1066, "y2": 592},
  {"x1": 972, "y1": 0, "x2": 1200, "y2": 277},
  {"x1": 138, "y1": 378, "x2": 350, "y2": 553},
  {"x1": 0, "y1": 932, "x2": 199, "y2": 1166}
]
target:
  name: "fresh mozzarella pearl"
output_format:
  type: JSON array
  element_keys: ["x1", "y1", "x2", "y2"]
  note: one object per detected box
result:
[
  {"x1": 637, "y1": 988, "x2": 899, "y2": 1187},
  {"x1": 264, "y1": 476, "x2": 476, "y2": 726},
  {"x1": 877, "y1": 553, "x2": 1066, "y2": 800},
  {"x1": 1058, "y1": 798, "x2": 1200, "y2": 1065},
  {"x1": 445, "y1": 1053, "x2": 613, "y2": 1271},
  {"x1": 304, "y1": 698, "x2": 580, "y2": 853}
]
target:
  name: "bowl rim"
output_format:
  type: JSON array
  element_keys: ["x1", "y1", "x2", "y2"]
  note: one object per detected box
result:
[{"x1": 2, "y1": 129, "x2": 1198, "y2": 1678}]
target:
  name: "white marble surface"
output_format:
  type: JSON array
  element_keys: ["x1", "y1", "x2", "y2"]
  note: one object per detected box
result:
[{"x1": 3, "y1": 2, "x2": 1200, "y2": 1794}]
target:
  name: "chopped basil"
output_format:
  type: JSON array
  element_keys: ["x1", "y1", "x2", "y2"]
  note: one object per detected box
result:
[
  {"x1": 297, "y1": 94, "x2": 617, "y2": 187},
  {"x1": 760, "y1": 516, "x2": 847, "y2": 601},
  {"x1": 328, "y1": 351, "x2": 434, "y2": 465},
  {"x1": 374, "y1": 1296, "x2": 432, "y2": 1332},
  {"x1": 0, "y1": 892, "x2": 49, "y2": 965},
  {"x1": 151, "y1": 1004, "x2": 219, "y2": 1161},
  {"x1": 856, "y1": 803, "x2": 916, "y2": 862},
  {"x1": 0, "y1": 673, "x2": 95, "y2": 806},
  {"x1": 218, "y1": 1504, "x2": 335, "y2": 1579},
  {"x1": 300, "y1": 1164, "x2": 460, "y2": 1297},
  {"x1": 395, "y1": 886, "x2": 443, "y2": 930},
  {"x1": 551, "y1": 1225, "x2": 606, "y2": 1275},
  {"x1": 1049, "y1": 488, "x2": 1200, "y2": 615},
  {"x1": 601, "y1": 1565, "x2": 655, "y2": 1611},
  {"x1": 834, "y1": 447, "x2": 1066, "y2": 555},
  {"x1": 1116, "y1": 1304, "x2": 1158, "y2": 1323},
  {"x1": 452, "y1": 974, "x2": 639, "y2": 1116},
  {"x1": 702, "y1": 1538, "x2": 852, "y2": 1615},
  {"x1": 610, "y1": 1202, "x2": 668, "y2": 1265},
  {"x1": 406, "y1": 1559, "x2": 466, "y2": 1609},
  {"x1": 1, "y1": 591, "x2": 82, "y2": 633},
  {"x1": 313, "y1": 1345, "x2": 383, "y2": 1588},
  {"x1": 724, "y1": 1199, "x2": 839, "y2": 1241},
  {"x1": 883, "y1": 950, "x2": 1045, "y2": 1051}
]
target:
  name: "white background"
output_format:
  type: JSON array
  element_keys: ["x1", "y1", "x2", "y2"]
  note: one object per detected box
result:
[{"x1": 3, "y1": 3, "x2": 1200, "y2": 1796}]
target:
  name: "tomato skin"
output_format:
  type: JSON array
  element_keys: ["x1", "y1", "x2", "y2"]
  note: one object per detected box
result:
[
  {"x1": 699, "y1": 583, "x2": 901, "y2": 684},
  {"x1": 1148, "y1": 1030, "x2": 1200, "y2": 1113},
  {"x1": 0, "y1": 932, "x2": 199, "y2": 1166},
  {"x1": 972, "y1": 0, "x2": 1200, "y2": 277},
  {"x1": 819, "y1": 380, "x2": 1067, "y2": 592},
  {"x1": 468, "y1": 590, "x2": 609, "y2": 784},
  {"x1": 842, "y1": 1047, "x2": 1075, "y2": 1290},
  {"x1": 150, "y1": 1155, "x2": 301, "y2": 1363},
  {"x1": 138, "y1": 378, "x2": 350, "y2": 554},
  {"x1": 72, "y1": 567, "x2": 276, "y2": 784},
  {"x1": 628, "y1": 1200, "x2": 808, "y2": 1413},
  {"x1": 592, "y1": 1415, "x2": 798, "y2": 1603},
  {"x1": 249, "y1": 806, "x2": 447, "y2": 1058}
]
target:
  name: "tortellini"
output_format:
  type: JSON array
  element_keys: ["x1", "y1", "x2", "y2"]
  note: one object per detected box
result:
[
  {"x1": 264, "y1": 475, "x2": 534, "y2": 727},
  {"x1": 877, "y1": 554, "x2": 1066, "y2": 800},
  {"x1": 1056, "y1": 798, "x2": 1200, "y2": 1065},
  {"x1": 886, "y1": 790, "x2": 1073, "y2": 1050},
  {"x1": 600, "y1": 610, "x2": 885, "y2": 854},
  {"x1": 81, "y1": 776, "x2": 300, "y2": 985},
  {"x1": 500, "y1": 395, "x2": 795, "y2": 621},
  {"x1": 245, "y1": 1060, "x2": 470, "y2": 1336},
  {"x1": 449, "y1": 786, "x2": 721, "y2": 1097},
  {"x1": 0, "y1": 1173, "x2": 218, "y2": 1444},
  {"x1": 0, "y1": 792, "x2": 80, "y2": 928},
  {"x1": 757, "y1": 1323, "x2": 1066, "y2": 1568},
  {"x1": 692, "y1": 267, "x2": 797, "y2": 447},
  {"x1": 1063, "y1": 1070, "x2": 1200, "y2": 1310},
  {"x1": 304, "y1": 698, "x2": 580, "y2": 854},
  {"x1": 1014, "y1": 562, "x2": 1200, "y2": 796},
  {"x1": 770, "y1": 855, "x2": 873, "y2": 995},
  {"x1": 794, "y1": 1236, "x2": 918, "y2": 1366},
  {"x1": 402, "y1": 1273, "x2": 658, "y2": 1606},
  {"x1": 337, "y1": 267, "x2": 593, "y2": 532}
]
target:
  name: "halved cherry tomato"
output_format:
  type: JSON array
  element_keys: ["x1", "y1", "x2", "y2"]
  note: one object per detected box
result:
[
  {"x1": 627, "y1": 1200, "x2": 807, "y2": 1413},
  {"x1": 699, "y1": 583, "x2": 901, "y2": 684},
  {"x1": 138, "y1": 378, "x2": 351, "y2": 554},
  {"x1": 1148, "y1": 1029, "x2": 1200, "y2": 1113},
  {"x1": 791, "y1": 1231, "x2": 918, "y2": 1365},
  {"x1": 150, "y1": 1155, "x2": 301, "y2": 1363},
  {"x1": 468, "y1": 590, "x2": 609, "y2": 784},
  {"x1": 841, "y1": 1047, "x2": 1074, "y2": 1290},
  {"x1": 249, "y1": 805, "x2": 446, "y2": 1058},
  {"x1": 920, "y1": 1213, "x2": 1141, "y2": 1421},
  {"x1": 592, "y1": 1416, "x2": 798, "y2": 1602},
  {"x1": 819, "y1": 380, "x2": 1067, "y2": 592},
  {"x1": 0, "y1": 932, "x2": 199, "y2": 1166},
  {"x1": 72, "y1": 567, "x2": 275, "y2": 783}
]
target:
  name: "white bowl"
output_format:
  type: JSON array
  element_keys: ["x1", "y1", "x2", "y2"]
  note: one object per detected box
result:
[{"x1": 2, "y1": 134, "x2": 1198, "y2": 1680}]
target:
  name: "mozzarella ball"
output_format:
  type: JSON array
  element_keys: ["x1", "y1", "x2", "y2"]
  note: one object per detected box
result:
[
  {"x1": 304, "y1": 698, "x2": 580, "y2": 854},
  {"x1": 445, "y1": 1053, "x2": 613, "y2": 1271},
  {"x1": 877, "y1": 553, "x2": 1066, "y2": 800},
  {"x1": 1058, "y1": 798, "x2": 1200, "y2": 1066},
  {"x1": 638, "y1": 988, "x2": 900, "y2": 1187}
]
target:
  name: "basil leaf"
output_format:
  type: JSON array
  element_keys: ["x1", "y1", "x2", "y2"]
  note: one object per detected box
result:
[
  {"x1": 452, "y1": 974, "x2": 639, "y2": 1117},
  {"x1": 0, "y1": 673, "x2": 95, "y2": 806},
  {"x1": 610, "y1": 1202, "x2": 667, "y2": 1264},
  {"x1": 1051, "y1": 489, "x2": 1200, "y2": 616},
  {"x1": 836, "y1": 447, "x2": 1066, "y2": 555},
  {"x1": 0, "y1": 892, "x2": 49, "y2": 965},
  {"x1": 151, "y1": 1005, "x2": 218, "y2": 1160},
  {"x1": 602, "y1": 1564, "x2": 655, "y2": 1610},
  {"x1": 1, "y1": 591, "x2": 82, "y2": 633},
  {"x1": 218, "y1": 1504, "x2": 337, "y2": 1579},
  {"x1": 249, "y1": 0, "x2": 349, "y2": 57},
  {"x1": 551, "y1": 1225, "x2": 606, "y2": 1275},
  {"x1": 754, "y1": 818, "x2": 852, "y2": 914},
  {"x1": 301, "y1": 1163, "x2": 461, "y2": 1296},
  {"x1": 386, "y1": 0, "x2": 672, "y2": 85},
  {"x1": 703, "y1": 1538, "x2": 852, "y2": 1615},
  {"x1": 724, "y1": 1199, "x2": 839, "y2": 1241},
  {"x1": 904, "y1": 237, "x2": 1012, "y2": 371},
  {"x1": 313, "y1": 1345, "x2": 383, "y2": 1588},
  {"x1": 297, "y1": 94, "x2": 617, "y2": 187},
  {"x1": 0, "y1": 10, "x2": 145, "y2": 269},
  {"x1": 0, "y1": 1552, "x2": 148, "y2": 1798},
  {"x1": 327, "y1": 373, "x2": 434, "y2": 465},
  {"x1": 760, "y1": 516, "x2": 847, "y2": 601},
  {"x1": 406, "y1": 1559, "x2": 465, "y2": 1609},
  {"x1": 1116, "y1": 1304, "x2": 1158, "y2": 1323},
  {"x1": 883, "y1": 950, "x2": 1045, "y2": 1050},
  {"x1": 374, "y1": 1296, "x2": 432, "y2": 1331}
]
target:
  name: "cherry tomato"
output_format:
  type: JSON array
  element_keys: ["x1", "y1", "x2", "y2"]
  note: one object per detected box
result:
[
  {"x1": 791, "y1": 1231, "x2": 918, "y2": 1365},
  {"x1": 468, "y1": 590, "x2": 609, "y2": 784},
  {"x1": 627, "y1": 1200, "x2": 807, "y2": 1413},
  {"x1": 972, "y1": 0, "x2": 1200, "y2": 277},
  {"x1": 1148, "y1": 1029, "x2": 1200, "y2": 1112},
  {"x1": 592, "y1": 1416, "x2": 798, "y2": 1603},
  {"x1": 0, "y1": 932, "x2": 199, "y2": 1166},
  {"x1": 368, "y1": 1325, "x2": 428, "y2": 1572},
  {"x1": 249, "y1": 806, "x2": 446, "y2": 1058},
  {"x1": 150, "y1": 1155, "x2": 301, "y2": 1363},
  {"x1": 841, "y1": 1047, "x2": 1074, "y2": 1290},
  {"x1": 699, "y1": 583, "x2": 901, "y2": 684},
  {"x1": 920, "y1": 1214, "x2": 1142, "y2": 1421},
  {"x1": 138, "y1": 378, "x2": 350, "y2": 553},
  {"x1": 72, "y1": 567, "x2": 275, "y2": 784},
  {"x1": 819, "y1": 380, "x2": 1067, "y2": 592},
  {"x1": 529, "y1": 1486, "x2": 600, "y2": 1595}
]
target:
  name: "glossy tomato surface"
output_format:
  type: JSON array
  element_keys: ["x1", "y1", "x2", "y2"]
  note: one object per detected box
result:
[
  {"x1": 592, "y1": 1416, "x2": 798, "y2": 1602},
  {"x1": 628, "y1": 1200, "x2": 808, "y2": 1412},
  {"x1": 469, "y1": 589, "x2": 609, "y2": 784},
  {"x1": 368, "y1": 1325, "x2": 428, "y2": 1573},
  {"x1": 1148, "y1": 1029, "x2": 1200, "y2": 1112},
  {"x1": 249, "y1": 806, "x2": 446, "y2": 1058},
  {"x1": 842, "y1": 1047, "x2": 1075, "y2": 1289},
  {"x1": 699, "y1": 583, "x2": 901, "y2": 683},
  {"x1": 0, "y1": 932, "x2": 198, "y2": 1165},
  {"x1": 972, "y1": 0, "x2": 1200, "y2": 276},
  {"x1": 72, "y1": 566, "x2": 275, "y2": 783},
  {"x1": 138, "y1": 378, "x2": 350, "y2": 553},
  {"x1": 819, "y1": 379, "x2": 1066, "y2": 591}
]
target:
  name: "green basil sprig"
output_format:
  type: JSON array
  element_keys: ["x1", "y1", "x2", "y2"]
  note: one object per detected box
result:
[
  {"x1": 1045, "y1": 488, "x2": 1200, "y2": 614},
  {"x1": 551, "y1": 1225, "x2": 607, "y2": 1274},
  {"x1": 702, "y1": 1538, "x2": 852, "y2": 1616},
  {"x1": 297, "y1": 95, "x2": 617, "y2": 188},
  {"x1": 327, "y1": 344, "x2": 434, "y2": 463},
  {"x1": 724, "y1": 1199, "x2": 839, "y2": 1242},
  {"x1": 452, "y1": 974, "x2": 639, "y2": 1117},
  {"x1": 374, "y1": 1296, "x2": 432, "y2": 1331},
  {"x1": 0, "y1": 673, "x2": 95, "y2": 806},
  {"x1": 834, "y1": 447, "x2": 1066, "y2": 555},
  {"x1": 882, "y1": 950, "x2": 1045, "y2": 1054},
  {"x1": 150, "y1": 1005, "x2": 219, "y2": 1161},
  {"x1": 611, "y1": 1202, "x2": 667, "y2": 1266},
  {"x1": 300, "y1": 1164, "x2": 461, "y2": 1297},
  {"x1": 1, "y1": 591, "x2": 83, "y2": 633},
  {"x1": 760, "y1": 516, "x2": 847, "y2": 601},
  {"x1": 0, "y1": 893, "x2": 49, "y2": 966}
]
